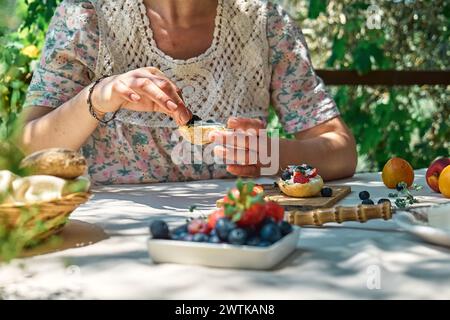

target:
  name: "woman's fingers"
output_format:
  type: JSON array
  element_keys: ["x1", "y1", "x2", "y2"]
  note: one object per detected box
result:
[
  {"x1": 114, "y1": 79, "x2": 141, "y2": 103},
  {"x1": 213, "y1": 145, "x2": 259, "y2": 165},
  {"x1": 227, "y1": 117, "x2": 265, "y2": 132},
  {"x1": 136, "y1": 78, "x2": 178, "y2": 112},
  {"x1": 209, "y1": 130, "x2": 259, "y2": 151}
]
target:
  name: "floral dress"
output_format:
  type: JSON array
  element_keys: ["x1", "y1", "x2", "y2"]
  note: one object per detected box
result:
[{"x1": 24, "y1": 0, "x2": 339, "y2": 185}]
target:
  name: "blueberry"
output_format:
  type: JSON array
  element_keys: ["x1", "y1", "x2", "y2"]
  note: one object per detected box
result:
[
  {"x1": 261, "y1": 217, "x2": 276, "y2": 226},
  {"x1": 215, "y1": 218, "x2": 236, "y2": 241},
  {"x1": 149, "y1": 220, "x2": 170, "y2": 239},
  {"x1": 258, "y1": 241, "x2": 272, "y2": 247},
  {"x1": 378, "y1": 198, "x2": 391, "y2": 205},
  {"x1": 246, "y1": 236, "x2": 261, "y2": 246},
  {"x1": 281, "y1": 171, "x2": 292, "y2": 181},
  {"x1": 260, "y1": 223, "x2": 282, "y2": 243},
  {"x1": 321, "y1": 187, "x2": 333, "y2": 197},
  {"x1": 359, "y1": 191, "x2": 370, "y2": 200},
  {"x1": 183, "y1": 234, "x2": 194, "y2": 241},
  {"x1": 361, "y1": 199, "x2": 375, "y2": 205},
  {"x1": 244, "y1": 226, "x2": 258, "y2": 238},
  {"x1": 187, "y1": 114, "x2": 202, "y2": 125},
  {"x1": 208, "y1": 235, "x2": 221, "y2": 244},
  {"x1": 396, "y1": 183, "x2": 405, "y2": 191},
  {"x1": 209, "y1": 229, "x2": 217, "y2": 237},
  {"x1": 193, "y1": 233, "x2": 209, "y2": 242},
  {"x1": 228, "y1": 228, "x2": 248, "y2": 245},
  {"x1": 172, "y1": 232, "x2": 188, "y2": 241},
  {"x1": 279, "y1": 221, "x2": 293, "y2": 236}
]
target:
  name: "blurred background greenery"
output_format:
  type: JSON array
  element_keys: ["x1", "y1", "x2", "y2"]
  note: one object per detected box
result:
[{"x1": 0, "y1": 0, "x2": 449, "y2": 172}]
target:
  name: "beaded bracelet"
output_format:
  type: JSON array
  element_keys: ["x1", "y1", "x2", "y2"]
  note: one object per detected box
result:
[{"x1": 87, "y1": 76, "x2": 118, "y2": 124}]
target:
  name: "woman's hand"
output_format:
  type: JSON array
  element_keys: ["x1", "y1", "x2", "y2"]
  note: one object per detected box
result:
[
  {"x1": 209, "y1": 117, "x2": 267, "y2": 177},
  {"x1": 91, "y1": 67, "x2": 192, "y2": 125}
]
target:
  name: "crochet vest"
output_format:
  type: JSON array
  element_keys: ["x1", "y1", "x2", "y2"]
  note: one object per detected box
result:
[{"x1": 92, "y1": 0, "x2": 271, "y2": 127}]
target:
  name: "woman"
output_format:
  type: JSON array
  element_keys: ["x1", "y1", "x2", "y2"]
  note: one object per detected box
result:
[{"x1": 21, "y1": 0, "x2": 357, "y2": 184}]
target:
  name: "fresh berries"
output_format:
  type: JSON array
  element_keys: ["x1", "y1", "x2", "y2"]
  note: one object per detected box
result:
[
  {"x1": 208, "y1": 235, "x2": 221, "y2": 244},
  {"x1": 281, "y1": 170, "x2": 292, "y2": 181},
  {"x1": 172, "y1": 224, "x2": 188, "y2": 235},
  {"x1": 193, "y1": 233, "x2": 209, "y2": 242},
  {"x1": 260, "y1": 223, "x2": 282, "y2": 243},
  {"x1": 279, "y1": 221, "x2": 293, "y2": 236},
  {"x1": 246, "y1": 236, "x2": 261, "y2": 246},
  {"x1": 188, "y1": 219, "x2": 211, "y2": 234},
  {"x1": 263, "y1": 201, "x2": 284, "y2": 222},
  {"x1": 307, "y1": 167, "x2": 318, "y2": 178},
  {"x1": 149, "y1": 181, "x2": 296, "y2": 248},
  {"x1": 320, "y1": 187, "x2": 333, "y2": 197},
  {"x1": 378, "y1": 198, "x2": 391, "y2": 205},
  {"x1": 216, "y1": 218, "x2": 236, "y2": 241},
  {"x1": 228, "y1": 228, "x2": 248, "y2": 245},
  {"x1": 293, "y1": 174, "x2": 310, "y2": 184},
  {"x1": 237, "y1": 203, "x2": 266, "y2": 227},
  {"x1": 149, "y1": 220, "x2": 170, "y2": 239},
  {"x1": 396, "y1": 182, "x2": 406, "y2": 191},
  {"x1": 359, "y1": 191, "x2": 370, "y2": 200},
  {"x1": 361, "y1": 199, "x2": 375, "y2": 205},
  {"x1": 207, "y1": 208, "x2": 225, "y2": 229}
]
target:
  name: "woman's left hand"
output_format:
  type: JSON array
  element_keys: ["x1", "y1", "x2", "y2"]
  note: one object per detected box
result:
[{"x1": 209, "y1": 117, "x2": 267, "y2": 177}]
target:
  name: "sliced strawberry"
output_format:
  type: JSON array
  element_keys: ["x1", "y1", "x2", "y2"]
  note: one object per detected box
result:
[
  {"x1": 222, "y1": 188, "x2": 240, "y2": 205},
  {"x1": 188, "y1": 219, "x2": 212, "y2": 235},
  {"x1": 251, "y1": 184, "x2": 264, "y2": 196},
  {"x1": 293, "y1": 174, "x2": 310, "y2": 184},
  {"x1": 263, "y1": 201, "x2": 285, "y2": 222},
  {"x1": 237, "y1": 203, "x2": 266, "y2": 227},
  {"x1": 207, "y1": 208, "x2": 225, "y2": 229}
]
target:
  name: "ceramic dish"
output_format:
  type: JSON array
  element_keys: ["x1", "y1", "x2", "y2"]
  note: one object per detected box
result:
[{"x1": 147, "y1": 226, "x2": 300, "y2": 270}]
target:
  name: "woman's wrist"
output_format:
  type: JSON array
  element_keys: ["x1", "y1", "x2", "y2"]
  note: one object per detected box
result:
[{"x1": 87, "y1": 76, "x2": 119, "y2": 123}]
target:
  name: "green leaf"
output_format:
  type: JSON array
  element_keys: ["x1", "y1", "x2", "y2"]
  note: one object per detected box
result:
[
  {"x1": 327, "y1": 36, "x2": 346, "y2": 67},
  {"x1": 245, "y1": 181, "x2": 255, "y2": 194},
  {"x1": 236, "y1": 179, "x2": 244, "y2": 193}
]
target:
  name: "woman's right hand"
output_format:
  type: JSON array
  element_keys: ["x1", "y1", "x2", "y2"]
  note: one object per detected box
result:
[{"x1": 91, "y1": 67, "x2": 192, "y2": 125}]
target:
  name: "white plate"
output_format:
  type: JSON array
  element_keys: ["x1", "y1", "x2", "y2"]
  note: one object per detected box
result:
[
  {"x1": 394, "y1": 209, "x2": 450, "y2": 248},
  {"x1": 147, "y1": 227, "x2": 300, "y2": 270}
]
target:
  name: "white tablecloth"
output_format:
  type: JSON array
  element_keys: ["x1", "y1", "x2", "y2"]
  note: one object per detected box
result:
[{"x1": 1, "y1": 169, "x2": 450, "y2": 299}]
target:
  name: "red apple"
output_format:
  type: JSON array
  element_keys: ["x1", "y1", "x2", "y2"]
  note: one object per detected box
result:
[{"x1": 426, "y1": 158, "x2": 450, "y2": 193}]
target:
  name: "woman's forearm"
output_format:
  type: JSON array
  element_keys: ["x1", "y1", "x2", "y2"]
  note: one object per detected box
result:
[
  {"x1": 21, "y1": 86, "x2": 100, "y2": 154},
  {"x1": 279, "y1": 131, "x2": 357, "y2": 181}
]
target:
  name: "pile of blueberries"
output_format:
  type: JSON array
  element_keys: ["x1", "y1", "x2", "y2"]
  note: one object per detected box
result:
[
  {"x1": 149, "y1": 217, "x2": 293, "y2": 247},
  {"x1": 359, "y1": 190, "x2": 391, "y2": 205}
]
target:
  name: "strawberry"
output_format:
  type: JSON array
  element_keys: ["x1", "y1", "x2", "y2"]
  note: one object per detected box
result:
[
  {"x1": 293, "y1": 174, "x2": 310, "y2": 184},
  {"x1": 236, "y1": 203, "x2": 266, "y2": 227},
  {"x1": 251, "y1": 184, "x2": 264, "y2": 196},
  {"x1": 222, "y1": 188, "x2": 241, "y2": 205},
  {"x1": 307, "y1": 168, "x2": 318, "y2": 178},
  {"x1": 263, "y1": 201, "x2": 285, "y2": 222},
  {"x1": 188, "y1": 219, "x2": 212, "y2": 235},
  {"x1": 207, "y1": 208, "x2": 225, "y2": 229}
]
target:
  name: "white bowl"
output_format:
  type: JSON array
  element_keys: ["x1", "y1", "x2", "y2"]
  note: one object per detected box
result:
[
  {"x1": 147, "y1": 227, "x2": 300, "y2": 270},
  {"x1": 395, "y1": 209, "x2": 450, "y2": 248}
]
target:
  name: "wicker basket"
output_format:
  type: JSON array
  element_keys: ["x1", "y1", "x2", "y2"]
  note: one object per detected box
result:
[{"x1": 0, "y1": 192, "x2": 91, "y2": 245}]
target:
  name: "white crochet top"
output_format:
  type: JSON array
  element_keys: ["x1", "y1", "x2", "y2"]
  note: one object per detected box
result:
[{"x1": 93, "y1": 0, "x2": 271, "y2": 127}]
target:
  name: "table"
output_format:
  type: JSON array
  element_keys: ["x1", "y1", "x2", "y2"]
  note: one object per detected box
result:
[{"x1": 1, "y1": 169, "x2": 450, "y2": 299}]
